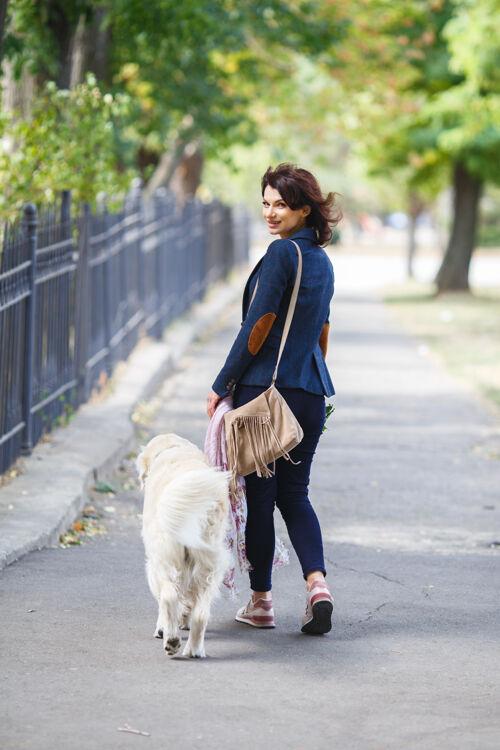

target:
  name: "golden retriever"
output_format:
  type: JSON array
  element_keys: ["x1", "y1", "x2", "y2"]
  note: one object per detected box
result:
[{"x1": 136, "y1": 433, "x2": 230, "y2": 658}]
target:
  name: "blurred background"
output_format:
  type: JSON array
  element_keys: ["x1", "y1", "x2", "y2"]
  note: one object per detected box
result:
[
  {"x1": 0, "y1": 1, "x2": 499, "y2": 278},
  {"x1": 0, "y1": 0, "x2": 499, "y2": 441}
]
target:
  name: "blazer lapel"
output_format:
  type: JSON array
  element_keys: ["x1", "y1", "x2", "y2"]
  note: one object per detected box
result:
[{"x1": 242, "y1": 257, "x2": 264, "y2": 319}]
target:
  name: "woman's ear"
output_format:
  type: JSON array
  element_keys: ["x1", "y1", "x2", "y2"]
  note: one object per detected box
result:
[{"x1": 302, "y1": 204, "x2": 311, "y2": 217}]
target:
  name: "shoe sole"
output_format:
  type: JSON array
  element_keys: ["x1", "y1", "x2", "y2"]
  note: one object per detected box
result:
[
  {"x1": 235, "y1": 615, "x2": 275, "y2": 629},
  {"x1": 301, "y1": 600, "x2": 333, "y2": 635}
]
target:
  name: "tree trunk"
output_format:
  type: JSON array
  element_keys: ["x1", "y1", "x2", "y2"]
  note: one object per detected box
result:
[
  {"x1": 435, "y1": 162, "x2": 482, "y2": 292},
  {"x1": 69, "y1": 14, "x2": 87, "y2": 88},
  {"x1": 1, "y1": 2, "x2": 36, "y2": 117},
  {"x1": 169, "y1": 142, "x2": 204, "y2": 205},
  {"x1": 0, "y1": 0, "x2": 8, "y2": 65},
  {"x1": 407, "y1": 191, "x2": 424, "y2": 279},
  {"x1": 1, "y1": 57, "x2": 35, "y2": 115},
  {"x1": 144, "y1": 141, "x2": 204, "y2": 206},
  {"x1": 87, "y1": 5, "x2": 110, "y2": 83},
  {"x1": 51, "y1": 6, "x2": 76, "y2": 89},
  {"x1": 143, "y1": 144, "x2": 184, "y2": 201}
]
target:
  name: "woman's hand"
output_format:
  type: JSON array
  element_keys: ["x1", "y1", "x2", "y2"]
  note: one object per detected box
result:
[{"x1": 206, "y1": 389, "x2": 222, "y2": 419}]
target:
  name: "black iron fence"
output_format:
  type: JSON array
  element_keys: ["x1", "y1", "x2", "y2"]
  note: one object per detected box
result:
[{"x1": 0, "y1": 184, "x2": 249, "y2": 475}]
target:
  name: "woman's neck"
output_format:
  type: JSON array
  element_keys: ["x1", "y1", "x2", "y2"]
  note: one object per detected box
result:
[{"x1": 280, "y1": 221, "x2": 306, "y2": 240}]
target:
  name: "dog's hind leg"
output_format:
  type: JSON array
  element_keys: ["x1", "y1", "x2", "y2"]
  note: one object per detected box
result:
[
  {"x1": 159, "y1": 580, "x2": 182, "y2": 655},
  {"x1": 145, "y1": 561, "x2": 164, "y2": 639},
  {"x1": 182, "y1": 580, "x2": 215, "y2": 659},
  {"x1": 179, "y1": 551, "x2": 195, "y2": 630}
]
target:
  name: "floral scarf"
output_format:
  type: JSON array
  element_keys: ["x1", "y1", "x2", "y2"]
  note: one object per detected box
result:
[{"x1": 204, "y1": 396, "x2": 289, "y2": 596}]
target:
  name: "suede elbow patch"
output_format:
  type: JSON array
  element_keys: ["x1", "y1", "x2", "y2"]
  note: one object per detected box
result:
[
  {"x1": 248, "y1": 313, "x2": 276, "y2": 355},
  {"x1": 319, "y1": 323, "x2": 329, "y2": 358}
]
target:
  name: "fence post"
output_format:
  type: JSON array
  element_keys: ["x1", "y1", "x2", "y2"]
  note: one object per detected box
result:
[
  {"x1": 74, "y1": 203, "x2": 91, "y2": 405},
  {"x1": 130, "y1": 178, "x2": 144, "y2": 309},
  {"x1": 102, "y1": 205, "x2": 113, "y2": 376},
  {"x1": 60, "y1": 189, "x2": 71, "y2": 233},
  {"x1": 21, "y1": 203, "x2": 38, "y2": 455},
  {"x1": 154, "y1": 189, "x2": 166, "y2": 339}
]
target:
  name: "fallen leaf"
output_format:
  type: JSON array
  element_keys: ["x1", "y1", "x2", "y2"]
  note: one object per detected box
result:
[{"x1": 94, "y1": 481, "x2": 116, "y2": 494}]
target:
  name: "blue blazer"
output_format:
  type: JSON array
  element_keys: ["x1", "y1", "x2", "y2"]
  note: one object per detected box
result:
[{"x1": 212, "y1": 227, "x2": 335, "y2": 398}]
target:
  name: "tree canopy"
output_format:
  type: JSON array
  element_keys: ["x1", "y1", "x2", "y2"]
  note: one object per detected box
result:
[{"x1": 1, "y1": 0, "x2": 499, "y2": 289}]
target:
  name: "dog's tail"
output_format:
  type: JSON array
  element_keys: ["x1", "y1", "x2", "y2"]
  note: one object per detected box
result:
[{"x1": 156, "y1": 468, "x2": 231, "y2": 549}]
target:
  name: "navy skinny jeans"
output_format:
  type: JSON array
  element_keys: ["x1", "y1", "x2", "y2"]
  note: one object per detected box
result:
[{"x1": 233, "y1": 384, "x2": 327, "y2": 592}]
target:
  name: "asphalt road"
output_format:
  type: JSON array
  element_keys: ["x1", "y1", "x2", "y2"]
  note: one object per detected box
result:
[{"x1": 1, "y1": 290, "x2": 499, "y2": 750}]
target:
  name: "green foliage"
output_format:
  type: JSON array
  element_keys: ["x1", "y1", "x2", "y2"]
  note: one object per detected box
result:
[
  {"x1": 335, "y1": 0, "x2": 500, "y2": 187},
  {"x1": 0, "y1": 75, "x2": 133, "y2": 221},
  {"x1": 1, "y1": 0, "x2": 347, "y2": 200},
  {"x1": 3, "y1": 0, "x2": 94, "y2": 79},
  {"x1": 107, "y1": 0, "x2": 344, "y2": 164},
  {"x1": 445, "y1": 0, "x2": 500, "y2": 91},
  {"x1": 323, "y1": 403, "x2": 335, "y2": 433}
]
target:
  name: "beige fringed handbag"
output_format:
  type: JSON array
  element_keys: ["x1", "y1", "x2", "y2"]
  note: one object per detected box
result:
[{"x1": 224, "y1": 241, "x2": 304, "y2": 493}]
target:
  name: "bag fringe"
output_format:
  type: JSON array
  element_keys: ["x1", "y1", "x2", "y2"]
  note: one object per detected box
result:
[{"x1": 227, "y1": 414, "x2": 300, "y2": 495}]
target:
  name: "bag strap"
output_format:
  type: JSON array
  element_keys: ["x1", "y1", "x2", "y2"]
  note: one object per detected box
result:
[
  {"x1": 272, "y1": 240, "x2": 302, "y2": 384},
  {"x1": 246, "y1": 239, "x2": 302, "y2": 386}
]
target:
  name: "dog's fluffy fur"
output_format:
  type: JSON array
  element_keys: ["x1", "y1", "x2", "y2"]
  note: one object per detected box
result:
[{"x1": 136, "y1": 433, "x2": 231, "y2": 658}]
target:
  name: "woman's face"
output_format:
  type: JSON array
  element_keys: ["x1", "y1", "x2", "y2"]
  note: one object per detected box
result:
[{"x1": 262, "y1": 185, "x2": 310, "y2": 239}]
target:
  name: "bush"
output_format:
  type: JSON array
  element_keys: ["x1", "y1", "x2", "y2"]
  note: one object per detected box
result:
[{"x1": 0, "y1": 75, "x2": 135, "y2": 222}]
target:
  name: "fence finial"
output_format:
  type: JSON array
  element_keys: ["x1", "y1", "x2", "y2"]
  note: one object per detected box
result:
[{"x1": 23, "y1": 203, "x2": 38, "y2": 226}]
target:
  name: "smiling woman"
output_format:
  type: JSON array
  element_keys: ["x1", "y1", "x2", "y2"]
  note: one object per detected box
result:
[{"x1": 206, "y1": 162, "x2": 343, "y2": 637}]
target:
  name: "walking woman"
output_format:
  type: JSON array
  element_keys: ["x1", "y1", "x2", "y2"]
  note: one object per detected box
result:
[{"x1": 206, "y1": 163, "x2": 340, "y2": 634}]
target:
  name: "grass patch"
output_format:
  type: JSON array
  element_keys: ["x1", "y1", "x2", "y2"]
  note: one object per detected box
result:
[{"x1": 383, "y1": 281, "x2": 500, "y2": 418}]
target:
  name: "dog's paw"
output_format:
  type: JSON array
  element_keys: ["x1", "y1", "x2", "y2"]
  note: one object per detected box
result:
[
  {"x1": 183, "y1": 643, "x2": 206, "y2": 659},
  {"x1": 155, "y1": 628, "x2": 163, "y2": 639},
  {"x1": 164, "y1": 636, "x2": 181, "y2": 655}
]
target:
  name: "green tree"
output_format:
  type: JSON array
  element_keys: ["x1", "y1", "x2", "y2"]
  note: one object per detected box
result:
[
  {"x1": 432, "y1": 0, "x2": 500, "y2": 289},
  {"x1": 327, "y1": 0, "x2": 500, "y2": 291}
]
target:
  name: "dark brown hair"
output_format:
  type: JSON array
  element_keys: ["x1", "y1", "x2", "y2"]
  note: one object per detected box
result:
[{"x1": 261, "y1": 163, "x2": 342, "y2": 246}]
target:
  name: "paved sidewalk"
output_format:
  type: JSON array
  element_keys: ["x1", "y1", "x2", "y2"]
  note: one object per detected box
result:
[{"x1": 1, "y1": 281, "x2": 499, "y2": 749}]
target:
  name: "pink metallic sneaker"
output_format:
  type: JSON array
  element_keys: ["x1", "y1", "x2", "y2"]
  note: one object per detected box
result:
[
  {"x1": 301, "y1": 580, "x2": 333, "y2": 634},
  {"x1": 235, "y1": 597, "x2": 275, "y2": 628}
]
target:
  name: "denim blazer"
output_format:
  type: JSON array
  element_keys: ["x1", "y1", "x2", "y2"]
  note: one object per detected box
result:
[{"x1": 212, "y1": 227, "x2": 335, "y2": 398}]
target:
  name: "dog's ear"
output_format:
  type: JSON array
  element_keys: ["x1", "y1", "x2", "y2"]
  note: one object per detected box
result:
[{"x1": 136, "y1": 448, "x2": 149, "y2": 489}]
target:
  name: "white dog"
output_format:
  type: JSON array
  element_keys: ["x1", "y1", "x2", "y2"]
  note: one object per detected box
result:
[{"x1": 136, "y1": 433, "x2": 231, "y2": 658}]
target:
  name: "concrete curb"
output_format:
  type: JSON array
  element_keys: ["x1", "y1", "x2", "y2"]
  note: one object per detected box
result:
[{"x1": 0, "y1": 273, "x2": 245, "y2": 571}]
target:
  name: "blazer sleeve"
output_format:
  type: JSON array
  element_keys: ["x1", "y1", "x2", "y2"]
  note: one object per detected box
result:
[{"x1": 212, "y1": 239, "x2": 296, "y2": 397}]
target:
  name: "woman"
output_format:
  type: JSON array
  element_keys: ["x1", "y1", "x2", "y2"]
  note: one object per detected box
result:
[{"x1": 206, "y1": 163, "x2": 340, "y2": 635}]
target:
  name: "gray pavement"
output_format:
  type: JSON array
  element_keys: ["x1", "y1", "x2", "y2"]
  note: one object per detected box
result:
[{"x1": 1, "y1": 282, "x2": 500, "y2": 750}]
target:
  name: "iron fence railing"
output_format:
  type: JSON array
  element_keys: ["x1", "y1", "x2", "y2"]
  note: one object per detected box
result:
[{"x1": 0, "y1": 185, "x2": 249, "y2": 475}]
